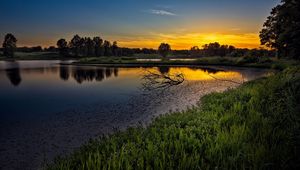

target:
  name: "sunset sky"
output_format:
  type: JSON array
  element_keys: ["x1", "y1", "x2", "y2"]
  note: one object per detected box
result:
[{"x1": 0, "y1": 0, "x2": 279, "y2": 49}]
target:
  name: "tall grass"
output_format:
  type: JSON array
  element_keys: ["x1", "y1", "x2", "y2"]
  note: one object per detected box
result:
[{"x1": 48, "y1": 67, "x2": 300, "y2": 170}]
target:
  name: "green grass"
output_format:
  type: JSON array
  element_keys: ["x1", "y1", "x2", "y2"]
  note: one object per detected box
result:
[
  {"x1": 0, "y1": 52, "x2": 61, "y2": 60},
  {"x1": 1, "y1": 52, "x2": 298, "y2": 70},
  {"x1": 48, "y1": 67, "x2": 300, "y2": 170},
  {"x1": 76, "y1": 56, "x2": 300, "y2": 70}
]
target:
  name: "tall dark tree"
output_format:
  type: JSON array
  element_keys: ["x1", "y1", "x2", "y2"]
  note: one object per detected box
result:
[
  {"x1": 219, "y1": 45, "x2": 229, "y2": 57},
  {"x1": 203, "y1": 42, "x2": 221, "y2": 56},
  {"x1": 93, "y1": 36, "x2": 104, "y2": 56},
  {"x1": 2, "y1": 33, "x2": 17, "y2": 58},
  {"x1": 190, "y1": 46, "x2": 201, "y2": 57},
  {"x1": 158, "y1": 43, "x2": 171, "y2": 59},
  {"x1": 260, "y1": 0, "x2": 300, "y2": 59},
  {"x1": 79, "y1": 37, "x2": 86, "y2": 56},
  {"x1": 103, "y1": 40, "x2": 112, "y2": 56},
  {"x1": 56, "y1": 39, "x2": 68, "y2": 56},
  {"x1": 69, "y1": 35, "x2": 82, "y2": 56},
  {"x1": 112, "y1": 41, "x2": 119, "y2": 56},
  {"x1": 85, "y1": 37, "x2": 95, "y2": 56}
]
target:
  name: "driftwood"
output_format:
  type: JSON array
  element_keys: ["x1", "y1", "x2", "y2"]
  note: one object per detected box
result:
[
  {"x1": 141, "y1": 68, "x2": 244, "y2": 92},
  {"x1": 141, "y1": 70, "x2": 185, "y2": 91},
  {"x1": 207, "y1": 74, "x2": 243, "y2": 85}
]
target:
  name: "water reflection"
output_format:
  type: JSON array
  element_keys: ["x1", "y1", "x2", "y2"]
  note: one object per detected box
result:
[
  {"x1": 70, "y1": 67, "x2": 119, "y2": 84},
  {"x1": 158, "y1": 66, "x2": 170, "y2": 74},
  {"x1": 4, "y1": 62, "x2": 22, "y2": 86},
  {"x1": 0, "y1": 61, "x2": 270, "y2": 88},
  {"x1": 6, "y1": 68, "x2": 22, "y2": 86},
  {"x1": 59, "y1": 67, "x2": 70, "y2": 81}
]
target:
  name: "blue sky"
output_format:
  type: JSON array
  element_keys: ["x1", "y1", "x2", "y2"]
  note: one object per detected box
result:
[{"x1": 0, "y1": 0, "x2": 280, "y2": 49}]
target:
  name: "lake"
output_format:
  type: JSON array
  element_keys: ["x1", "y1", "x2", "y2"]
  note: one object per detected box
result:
[{"x1": 0, "y1": 60, "x2": 272, "y2": 170}]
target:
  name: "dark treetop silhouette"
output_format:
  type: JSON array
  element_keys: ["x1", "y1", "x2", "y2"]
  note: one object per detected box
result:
[
  {"x1": 158, "y1": 43, "x2": 171, "y2": 59},
  {"x1": 260, "y1": 0, "x2": 300, "y2": 59},
  {"x1": 2, "y1": 33, "x2": 17, "y2": 58}
]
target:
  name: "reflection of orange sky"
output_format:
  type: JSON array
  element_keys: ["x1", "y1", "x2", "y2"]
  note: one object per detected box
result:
[
  {"x1": 168, "y1": 68, "x2": 242, "y2": 81},
  {"x1": 118, "y1": 67, "x2": 242, "y2": 81},
  {"x1": 18, "y1": 32, "x2": 261, "y2": 50}
]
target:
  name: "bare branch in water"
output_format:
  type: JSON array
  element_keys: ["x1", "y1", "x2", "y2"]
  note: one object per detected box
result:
[
  {"x1": 207, "y1": 74, "x2": 243, "y2": 85},
  {"x1": 141, "y1": 70, "x2": 185, "y2": 92}
]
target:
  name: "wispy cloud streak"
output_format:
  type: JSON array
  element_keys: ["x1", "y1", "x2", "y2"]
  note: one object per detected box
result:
[{"x1": 148, "y1": 9, "x2": 176, "y2": 16}]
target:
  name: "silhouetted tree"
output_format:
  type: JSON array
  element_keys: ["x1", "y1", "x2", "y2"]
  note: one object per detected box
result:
[
  {"x1": 79, "y1": 37, "x2": 87, "y2": 56},
  {"x1": 228, "y1": 45, "x2": 236, "y2": 54},
  {"x1": 202, "y1": 42, "x2": 237, "y2": 57},
  {"x1": 112, "y1": 41, "x2": 119, "y2": 56},
  {"x1": 2, "y1": 33, "x2": 17, "y2": 58},
  {"x1": 190, "y1": 46, "x2": 201, "y2": 57},
  {"x1": 56, "y1": 39, "x2": 68, "y2": 56},
  {"x1": 93, "y1": 36, "x2": 104, "y2": 56},
  {"x1": 85, "y1": 37, "x2": 95, "y2": 56},
  {"x1": 44, "y1": 46, "x2": 57, "y2": 52},
  {"x1": 32, "y1": 46, "x2": 43, "y2": 52},
  {"x1": 103, "y1": 40, "x2": 112, "y2": 56},
  {"x1": 203, "y1": 42, "x2": 221, "y2": 56},
  {"x1": 219, "y1": 45, "x2": 229, "y2": 57},
  {"x1": 158, "y1": 43, "x2": 171, "y2": 59},
  {"x1": 69, "y1": 35, "x2": 82, "y2": 56},
  {"x1": 141, "y1": 48, "x2": 156, "y2": 54},
  {"x1": 260, "y1": 0, "x2": 300, "y2": 59}
]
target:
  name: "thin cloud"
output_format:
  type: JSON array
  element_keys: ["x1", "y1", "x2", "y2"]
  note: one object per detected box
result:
[
  {"x1": 230, "y1": 28, "x2": 241, "y2": 31},
  {"x1": 148, "y1": 9, "x2": 176, "y2": 16}
]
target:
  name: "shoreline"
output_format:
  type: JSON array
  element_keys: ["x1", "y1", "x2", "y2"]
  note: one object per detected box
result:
[{"x1": 48, "y1": 67, "x2": 300, "y2": 169}]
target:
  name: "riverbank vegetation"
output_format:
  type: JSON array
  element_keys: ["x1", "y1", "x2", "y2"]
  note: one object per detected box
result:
[
  {"x1": 76, "y1": 56, "x2": 299, "y2": 70},
  {"x1": 48, "y1": 67, "x2": 300, "y2": 169}
]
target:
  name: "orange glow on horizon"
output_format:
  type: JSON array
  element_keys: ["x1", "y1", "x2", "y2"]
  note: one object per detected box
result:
[
  {"x1": 17, "y1": 32, "x2": 261, "y2": 50},
  {"x1": 117, "y1": 32, "x2": 261, "y2": 50}
]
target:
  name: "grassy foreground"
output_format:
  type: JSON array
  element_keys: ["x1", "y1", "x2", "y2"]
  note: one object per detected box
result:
[{"x1": 48, "y1": 67, "x2": 300, "y2": 169}]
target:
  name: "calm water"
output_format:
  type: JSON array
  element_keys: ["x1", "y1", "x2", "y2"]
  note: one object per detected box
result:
[
  {"x1": 0, "y1": 60, "x2": 271, "y2": 123},
  {"x1": 0, "y1": 60, "x2": 272, "y2": 170},
  {"x1": 0, "y1": 60, "x2": 140, "y2": 123}
]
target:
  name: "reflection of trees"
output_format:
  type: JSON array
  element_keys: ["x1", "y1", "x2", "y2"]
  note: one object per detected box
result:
[
  {"x1": 5, "y1": 62, "x2": 22, "y2": 86},
  {"x1": 105, "y1": 68, "x2": 113, "y2": 78},
  {"x1": 95, "y1": 68, "x2": 105, "y2": 81},
  {"x1": 158, "y1": 66, "x2": 170, "y2": 74},
  {"x1": 190, "y1": 67, "x2": 221, "y2": 74},
  {"x1": 71, "y1": 67, "x2": 118, "y2": 84},
  {"x1": 6, "y1": 68, "x2": 22, "y2": 86},
  {"x1": 113, "y1": 68, "x2": 118, "y2": 77},
  {"x1": 59, "y1": 66, "x2": 70, "y2": 81}
]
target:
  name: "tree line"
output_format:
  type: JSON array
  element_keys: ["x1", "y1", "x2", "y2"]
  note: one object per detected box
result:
[
  {"x1": 57, "y1": 35, "x2": 119, "y2": 57},
  {"x1": 189, "y1": 42, "x2": 276, "y2": 58},
  {"x1": 0, "y1": 34, "x2": 275, "y2": 59}
]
